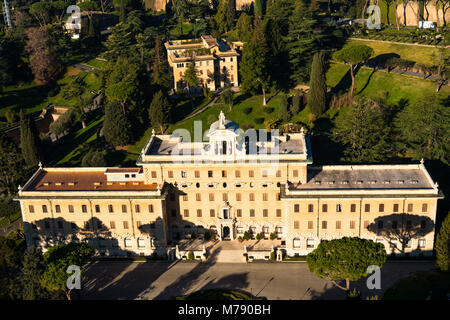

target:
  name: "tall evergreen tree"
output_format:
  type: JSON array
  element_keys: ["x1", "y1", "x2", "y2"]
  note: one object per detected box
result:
[
  {"x1": 103, "y1": 101, "x2": 132, "y2": 147},
  {"x1": 279, "y1": 94, "x2": 289, "y2": 121},
  {"x1": 307, "y1": 51, "x2": 327, "y2": 118},
  {"x1": 22, "y1": 247, "x2": 48, "y2": 300},
  {"x1": 19, "y1": 110, "x2": 39, "y2": 167},
  {"x1": 184, "y1": 62, "x2": 200, "y2": 92},
  {"x1": 119, "y1": 0, "x2": 126, "y2": 22},
  {"x1": 226, "y1": 0, "x2": 236, "y2": 31},
  {"x1": 236, "y1": 13, "x2": 253, "y2": 42},
  {"x1": 435, "y1": 212, "x2": 450, "y2": 272},
  {"x1": 0, "y1": 132, "x2": 25, "y2": 196},
  {"x1": 149, "y1": 91, "x2": 171, "y2": 134},
  {"x1": 152, "y1": 36, "x2": 171, "y2": 90},
  {"x1": 254, "y1": 0, "x2": 265, "y2": 16},
  {"x1": 240, "y1": 15, "x2": 270, "y2": 105}
]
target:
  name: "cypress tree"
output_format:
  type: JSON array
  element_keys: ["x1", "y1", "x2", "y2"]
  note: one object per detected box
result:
[
  {"x1": 279, "y1": 94, "x2": 289, "y2": 121},
  {"x1": 103, "y1": 101, "x2": 131, "y2": 147},
  {"x1": 22, "y1": 247, "x2": 48, "y2": 300},
  {"x1": 19, "y1": 109, "x2": 39, "y2": 167},
  {"x1": 226, "y1": 0, "x2": 236, "y2": 31},
  {"x1": 149, "y1": 90, "x2": 171, "y2": 134},
  {"x1": 435, "y1": 213, "x2": 450, "y2": 272},
  {"x1": 119, "y1": 0, "x2": 126, "y2": 22},
  {"x1": 0, "y1": 132, "x2": 24, "y2": 195},
  {"x1": 307, "y1": 51, "x2": 327, "y2": 118}
]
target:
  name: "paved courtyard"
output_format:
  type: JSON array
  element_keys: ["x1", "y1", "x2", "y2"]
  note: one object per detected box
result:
[{"x1": 82, "y1": 260, "x2": 435, "y2": 300}]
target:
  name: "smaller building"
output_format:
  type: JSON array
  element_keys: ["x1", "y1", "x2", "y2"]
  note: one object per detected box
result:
[{"x1": 165, "y1": 35, "x2": 239, "y2": 92}]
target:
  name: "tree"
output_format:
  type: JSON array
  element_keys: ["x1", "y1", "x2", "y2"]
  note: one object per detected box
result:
[
  {"x1": 333, "y1": 45, "x2": 374, "y2": 98},
  {"x1": 220, "y1": 88, "x2": 234, "y2": 111},
  {"x1": 394, "y1": 95, "x2": 449, "y2": 164},
  {"x1": 149, "y1": 91, "x2": 171, "y2": 134},
  {"x1": 307, "y1": 237, "x2": 387, "y2": 292},
  {"x1": 0, "y1": 197, "x2": 19, "y2": 225},
  {"x1": 215, "y1": 0, "x2": 233, "y2": 34},
  {"x1": 0, "y1": 132, "x2": 25, "y2": 196},
  {"x1": 41, "y1": 243, "x2": 94, "y2": 300},
  {"x1": 291, "y1": 91, "x2": 302, "y2": 114},
  {"x1": 240, "y1": 15, "x2": 270, "y2": 105},
  {"x1": 49, "y1": 109, "x2": 75, "y2": 137},
  {"x1": 22, "y1": 247, "x2": 49, "y2": 300},
  {"x1": 332, "y1": 98, "x2": 391, "y2": 162},
  {"x1": 307, "y1": 51, "x2": 327, "y2": 118},
  {"x1": 435, "y1": 212, "x2": 450, "y2": 272},
  {"x1": 103, "y1": 101, "x2": 132, "y2": 147},
  {"x1": 19, "y1": 110, "x2": 39, "y2": 167},
  {"x1": 81, "y1": 151, "x2": 106, "y2": 167},
  {"x1": 184, "y1": 62, "x2": 200, "y2": 92},
  {"x1": 0, "y1": 230, "x2": 26, "y2": 299},
  {"x1": 254, "y1": 0, "x2": 265, "y2": 16},
  {"x1": 29, "y1": 2, "x2": 52, "y2": 27},
  {"x1": 236, "y1": 13, "x2": 253, "y2": 42},
  {"x1": 152, "y1": 36, "x2": 171, "y2": 90},
  {"x1": 173, "y1": 0, "x2": 189, "y2": 35},
  {"x1": 226, "y1": 0, "x2": 236, "y2": 31},
  {"x1": 279, "y1": 94, "x2": 289, "y2": 121}
]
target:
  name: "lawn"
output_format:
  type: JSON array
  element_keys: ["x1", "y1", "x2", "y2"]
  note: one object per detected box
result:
[
  {"x1": 326, "y1": 61, "x2": 450, "y2": 106},
  {"x1": 382, "y1": 270, "x2": 450, "y2": 300},
  {"x1": 84, "y1": 58, "x2": 108, "y2": 70},
  {"x1": 346, "y1": 39, "x2": 442, "y2": 66}
]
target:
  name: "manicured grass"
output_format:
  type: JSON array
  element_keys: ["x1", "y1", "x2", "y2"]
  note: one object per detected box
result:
[
  {"x1": 346, "y1": 39, "x2": 441, "y2": 66},
  {"x1": 176, "y1": 289, "x2": 264, "y2": 300},
  {"x1": 382, "y1": 270, "x2": 450, "y2": 300},
  {"x1": 326, "y1": 61, "x2": 450, "y2": 106},
  {"x1": 84, "y1": 58, "x2": 108, "y2": 70}
]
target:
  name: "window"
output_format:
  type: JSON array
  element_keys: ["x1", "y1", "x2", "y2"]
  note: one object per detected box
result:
[
  {"x1": 350, "y1": 221, "x2": 356, "y2": 229},
  {"x1": 263, "y1": 193, "x2": 268, "y2": 201},
  {"x1": 151, "y1": 171, "x2": 157, "y2": 178},
  {"x1": 42, "y1": 205, "x2": 48, "y2": 213},
  {"x1": 184, "y1": 209, "x2": 189, "y2": 217},
  {"x1": 418, "y1": 239, "x2": 426, "y2": 248},
  {"x1": 207, "y1": 193, "x2": 214, "y2": 201},
  {"x1": 236, "y1": 209, "x2": 242, "y2": 217},
  {"x1": 235, "y1": 170, "x2": 240, "y2": 178},
  {"x1": 68, "y1": 205, "x2": 74, "y2": 213},
  {"x1": 322, "y1": 221, "x2": 327, "y2": 229},
  {"x1": 306, "y1": 239, "x2": 314, "y2": 248},
  {"x1": 55, "y1": 205, "x2": 61, "y2": 213},
  {"x1": 294, "y1": 221, "x2": 299, "y2": 229},
  {"x1": 262, "y1": 169, "x2": 268, "y2": 177},
  {"x1": 222, "y1": 193, "x2": 228, "y2": 201},
  {"x1": 364, "y1": 204, "x2": 370, "y2": 212},
  {"x1": 308, "y1": 204, "x2": 314, "y2": 213},
  {"x1": 336, "y1": 204, "x2": 342, "y2": 212},
  {"x1": 208, "y1": 170, "x2": 213, "y2": 178},
  {"x1": 250, "y1": 209, "x2": 255, "y2": 217},
  {"x1": 249, "y1": 193, "x2": 255, "y2": 201},
  {"x1": 422, "y1": 203, "x2": 428, "y2": 212},
  {"x1": 276, "y1": 193, "x2": 281, "y2": 201},
  {"x1": 122, "y1": 205, "x2": 127, "y2": 213},
  {"x1": 276, "y1": 170, "x2": 281, "y2": 177},
  {"x1": 138, "y1": 239, "x2": 146, "y2": 248},
  {"x1": 148, "y1": 204, "x2": 154, "y2": 213},
  {"x1": 124, "y1": 239, "x2": 132, "y2": 247},
  {"x1": 308, "y1": 221, "x2": 313, "y2": 229},
  {"x1": 197, "y1": 209, "x2": 202, "y2": 217},
  {"x1": 407, "y1": 204, "x2": 413, "y2": 212},
  {"x1": 195, "y1": 170, "x2": 200, "y2": 178},
  {"x1": 196, "y1": 193, "x2": 201, "y2": 201},
  {"x1": 82, "y1": 205, "x2": 87, "y2": 213},
  {"x1": 110, "y1": 221, "x2": 116, "y2": 229},
  {"x1": 181, "y1": 171, "x2": 187, "y2": 178},
  {"x1": 222, "y1": 170, "x2": 227, "y2": 177},
  {"x1": 249, "y1": 170, "x2": 254, "y2": 177},
  {"x1": 336, "y1": 221, "x2": 341, "y2": 229},
  {"x1": 29, "y1": 205, "x2": 34, "y2": 213},
  {"x1": 294, "y1": 204, "x2": 300, "y2": 212},
  {"x1": 293, "y1": 170, "x2": 298, "y2": 177},
  {"x1": 378, "y1": 221, "x2": 383, "y2": 229},
  {"x1": 350, "y1": 204, "x2": 356, "y2": 212},
  {"x1": 135, "y1": 204, "x2": 140, "y2": 213},
  {"x1": 322, "y1": 204, "x2": 328, "y2": 212},
  {"x1": 210, "y1": 209, "x2": 215, "y2": 217},
  {"x1": 393, "y1": 204, "x2": 399, "y2": 212},
  {"x1": 236, "y1": 193, "x2": 241, "y2": 201},
  {"x1": 379, "y1": 204, "x2": 384, "y2": 212},
  {"x1": 276, "y1": 209, "x2": 281, "y2": 217},
  {"x1": 95, "y1": 205, "x2": 100, "y2": 213},
  {"x1": 183, "y1": 195, "x2": 188, "y2": 201},
  {"x1": 263, "y1": 209, "x2": 268, "y2": 217},
  {"x1": 168, "y1": 171, "x2": 173, "y2": 178},
  {"x1": 108, "y1": 205, "x2": 113, "y2": 213},
  {"x1": 293, "y1": 239, "x2": 301, "y2": 248},
  {"x1": 123, "y1": 221, "x2": 129, "y2": 229}
]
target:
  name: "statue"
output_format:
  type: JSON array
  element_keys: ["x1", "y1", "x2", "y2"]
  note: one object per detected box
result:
[{"x1": 219, "y1": 110, "x2": 226, "y2": 129}]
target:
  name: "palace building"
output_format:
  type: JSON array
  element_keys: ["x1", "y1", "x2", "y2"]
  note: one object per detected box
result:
[
  {"x1": 15, "y1": 112, "x2": 443, "y2": 258},
  {"x1": 165, "y1": 35, "x2": 239, "y2": 92}
]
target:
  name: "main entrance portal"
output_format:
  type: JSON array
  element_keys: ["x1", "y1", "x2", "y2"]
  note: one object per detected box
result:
[{"x1": 223, "y1": 226, "x2": 230, "y2": 240}]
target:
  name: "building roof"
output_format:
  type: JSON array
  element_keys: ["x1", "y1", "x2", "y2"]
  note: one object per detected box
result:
[{"x1": 22, "y1": 169, "x2": 158, "y2": 192}]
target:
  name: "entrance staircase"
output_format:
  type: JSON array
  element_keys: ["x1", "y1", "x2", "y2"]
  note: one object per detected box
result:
[{"x1": 208, "y1": 241, "x2": 246, "y2": 263}]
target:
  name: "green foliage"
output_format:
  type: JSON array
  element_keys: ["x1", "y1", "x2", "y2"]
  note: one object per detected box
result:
[
  {"x1": 393, "y1": 95, "x2": 449, "y2": 164},
  {"x1": 0, "y1": 132, "x2": 25, "y2": 196},
  {"x1": 187, "y1": 251, "x2": 194, "y2": 260},
  {"x1": 256, "y1": 232, "x2": 263, "y2": 240},
  {"x1": 435, "y1": 212, "x2": 450, "y2": 272},
  {"x1": 291, "y1": 91, "x2": 301, "y2": 114},
  {"x1": 221, "y1": 89, "x2": 234, "y2": 111},
  {"x1": 270, "y1": 232, "x2": 276, "y2": 240},
  {"x1": 184, "y1": 62, "x2": 199, "y2": 88},
  {"x1": 22, "y1": 247, "x2": 50, "y2": 300},
  {"x1": 81, "y1": 151, "x2": 106, "y2": 167},
  {"x1": 254, "y1": 117, "x2": 264, "y2": 124},
  {"x1": 152, "y1": 36, "x2": 171, "y2": 90},
  {"x1": 347, "y1": 288, "x2": 361, "y2": 300},
  {"x1": 243, "y1": 231, "x2": 250, "y2": 241},
  {"x1": 262, "y1": 107, "x2": 274, "y2": 114},
  {"x1": 149, "y1": 90, "x2": 171, "y2": 134},
  {"x1": 0, "y1": 198, "x2": 20, "y2": 225},
  {"x1": 243, "y1": 107, "x2": 252, "y2": 115},
  {"x1": 334, "y1": 44, "x2": 374, "y2": 65},
  {"x1": 0, "y1": 230, "x2": 26, "y2": 299},
  {"x1": 19, "y1": 110, "x2": 39, "y2": 167},
  {"x1": 278, "y1": 94, "x2": 289, "y2": 121},
  {"x1": 49, "y1": 109, "x2": 75, "y2": 137},
  {"x1": 215, "y1": 0, "x2": 235, "y2": 34},
  {"x1": 270, "y1": 251, "x2": 276, "y2": 261},
  {"x1": 103, "y1": 101, "x2": 131, "y2": 147},
  {"x1": 308, "y1": 51, "x2": 327, "y2": 118},
  {"x1": 332, "y1": 99, "x2": 392, "y2": 163},
  {"x1": 254, "y1": 0, "x2": 265, "y2": 16},
  {"x1": 236, "y1": 13, "x2": 253, "y2": 42},
  {"x1": 307, "y1": 237, "x2": 387, "y2": 290}
]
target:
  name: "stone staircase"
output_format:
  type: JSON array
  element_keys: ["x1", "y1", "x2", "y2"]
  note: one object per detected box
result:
[{"x1": 208, "y1": 241, "x2": 246, "y2": 263}]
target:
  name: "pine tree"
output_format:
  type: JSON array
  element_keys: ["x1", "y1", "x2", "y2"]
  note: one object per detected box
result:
[
  {"x1": 103, "y1": 101, "x2": 131, "y2": 147},
  {"x1": 149, "y1": 91, "x2": 171, "y2": 134},
  {"x1": 254, "y1": 0, "x2": 265, "y2": 16},
  {"x1": 435, "y1": 212, "x2": 450, "y2": 272},
  {"x1": 236, "y1": 13, "x2": 253, "y2": 42},
  {"x1": 152, "y1": 36, "x2": 171, "y2": 90},
  {"x1": 19, "y1": 110, "x2": 39, "y2": 167},
  {"x1": 22, "y1": 247, "x2": 48, "y2": 300},
  {"x1": 308, "y1": 51, "x2": 327, "y2": 118},
  {"x1": 240, "y1": 15, "x2": 270, "y2": 105},
  {"x1": 279, "y1": 94, "x2": 289, "y2": 121}
]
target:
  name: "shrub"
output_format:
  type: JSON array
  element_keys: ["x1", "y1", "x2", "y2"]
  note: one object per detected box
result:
[
  {"x1": 187, "y1": 251, "x2": 194, "y2": 260},
  {"x1": 347, "y1": 288, "x2": 361, "y2": 300},
  {"x1": 270, "y1": 233, "x2": 276, "y2": 240},
  {"x1": 4, "y1": 109, "x2": 17, "y2": 124},
  {"x1": 264, "y1": 119, "x2": 280, "y2": 130},
  {"x1": 210, "y1": 234, "x2": 216, "y2": 242},
  {"x1": 262, "y1": 107, "x2": 274, "y2": 114},
  {"x1": 243, "y1": 231, "x2": 250, "y2": 241},
  {"x1": 256, "y1": 232, "x2": 263, "y2": 240},
  {"x1": 270, "y1": 251, "x2": 276, "y2": 261},
  {"x1": 243, "y1": 107, "x2": 252, "y2": 115},
  {"x1": 238, "y1": 236, "x2": 243, "y2": 242},
  {"x1": 81, "y1": 151, "x2": 106, "y2": 167},
  {"x1": 204, "y1": 231, "x2": 211, "y2": 241},
  {"x1": 254, "y1": 117, "x2": 264, "y2": 125}
]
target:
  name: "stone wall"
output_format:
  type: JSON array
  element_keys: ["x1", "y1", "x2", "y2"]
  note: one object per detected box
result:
[{"x1": 396, "y1": 1, "x2": 450, "y2": 26}]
